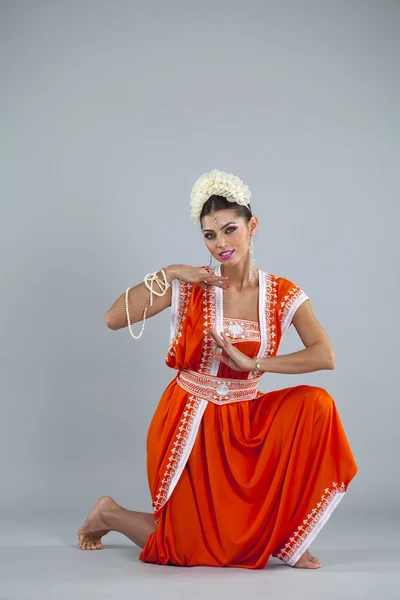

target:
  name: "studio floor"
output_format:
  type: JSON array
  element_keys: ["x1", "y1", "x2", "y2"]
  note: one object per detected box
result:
[{"x1": 0, "y1": 515, "x2": 398, "y2": 600}]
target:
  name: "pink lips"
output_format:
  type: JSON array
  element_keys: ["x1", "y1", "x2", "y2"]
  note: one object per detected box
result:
[{"x1": 219, "y1": 250, "x2": 234, "y2": 260}]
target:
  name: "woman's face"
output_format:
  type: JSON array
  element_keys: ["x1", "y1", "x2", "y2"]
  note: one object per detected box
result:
[{"x1": 201, "y1": 209, "x2": 256, "y2": 266}]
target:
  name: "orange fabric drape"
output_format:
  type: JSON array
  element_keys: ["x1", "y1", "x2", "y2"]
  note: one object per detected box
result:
[{"x1": 139, "y1": 269, "x2": 357, "y2": 568}]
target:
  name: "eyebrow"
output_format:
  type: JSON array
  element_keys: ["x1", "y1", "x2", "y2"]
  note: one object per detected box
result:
[{"x1": 202, "y1": 221, "x2": 238, "y2": 232}]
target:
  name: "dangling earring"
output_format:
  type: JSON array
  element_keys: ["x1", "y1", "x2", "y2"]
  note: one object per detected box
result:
[
  {"x1": 248, "y1": 237, "x2": 255, "y2": 281},
  {"x1": 208, "y1": 214, "x2": 218, "y2": 272}
]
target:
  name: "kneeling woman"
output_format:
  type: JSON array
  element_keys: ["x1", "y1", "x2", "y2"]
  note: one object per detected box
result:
[{"x1": 78, "y1": 169, "x2": 358, "y2": 570}]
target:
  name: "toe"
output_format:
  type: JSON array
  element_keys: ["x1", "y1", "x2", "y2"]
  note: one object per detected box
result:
[
  {"x1": 294, "y1": 558, "x2": 320, "y2": 569},
  {"x1": 308, "y1": 559, "x2": 321, "y2": 569},
  {"x1": 313, "y1": 560, "x2": 322, "y2": 567},
  {"x1": 304, "y1": 559, "x2": 319, "y2": 569}
]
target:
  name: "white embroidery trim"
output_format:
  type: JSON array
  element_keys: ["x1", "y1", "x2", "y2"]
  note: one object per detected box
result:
[
  {"x1": 244, "y1": 269, "x2": 267, "y2": 380},
  {"x1": 153, "y1": 395, "x2": 208, "y2": 520},
  {"x1": 265, "y1": 274, "x2": 279, "y2": 356},
  {"x1": 162, "y1": 396, "x2": 208, "y2": 507},
  {"x1": 257, "y1": 270, "x2": 267, "y2": 360},
  {"x1": 281, "y1": 292, "x2": 309, "y2": 339},
  {"x1": 198, "y1": 266, "x2": 219, "y2": 375},
  {"x1": 177, "y1": 369, "x2": 262, "y2": 404},
  {"x1": 223, "y1": 317, "x2": 261, "y2": 343},
  {"x1": 277, "y1": 482, "x2": 346, "y2": 566},
  {"x1": 168, "y1": 279, "x2": 180, "y2": 346},
  {"x1": 213, "y1": 266, "x2": 224, "y2": 377},
  {"x1": 167, "y1": 280, "x2": 191, "y2": 357}
]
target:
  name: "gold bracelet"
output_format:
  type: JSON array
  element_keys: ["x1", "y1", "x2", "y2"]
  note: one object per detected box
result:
[{"x1": 253, "y1": 357, "x2": 261, "y2": 375}]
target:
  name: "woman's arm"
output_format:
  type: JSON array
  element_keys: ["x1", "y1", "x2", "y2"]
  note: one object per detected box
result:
[
  {"x1": 105, "y1": 266, "x2": 176, "y2": 330},
  {"x1": 209, "y1": 300, "x2": 335, "y2": 375},
  {"x1": 258, "y1": 300, "x2": 336, "y2": 374},
  {"x1": 105, "y1": 264, "x2": 229, "y2": 330}
]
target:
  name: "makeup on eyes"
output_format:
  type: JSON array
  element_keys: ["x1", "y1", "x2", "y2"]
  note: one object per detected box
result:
[{"x1": 203, "y1": 224, "x2": 239, "y2": 239}]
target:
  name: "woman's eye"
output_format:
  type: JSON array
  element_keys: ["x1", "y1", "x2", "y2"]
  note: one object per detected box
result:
[{"x1": 204, "y1": 227, "x2": 237, "y2": 240}]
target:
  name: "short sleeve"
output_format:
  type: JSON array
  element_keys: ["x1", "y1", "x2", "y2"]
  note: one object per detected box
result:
[
  {"x1": 166, "y1": 265, "x2": 210, "y2": 368},
  {"x1": 167, "y1": 279, "x2": 193, "y2": 360},
  {"x1": 277, "y1": 277, "x2": 309, "y2": 338}
]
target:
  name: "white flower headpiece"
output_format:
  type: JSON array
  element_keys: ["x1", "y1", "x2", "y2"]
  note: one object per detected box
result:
[{"x1": 190, "y1": 169, "x2": 251, "y2": 223}]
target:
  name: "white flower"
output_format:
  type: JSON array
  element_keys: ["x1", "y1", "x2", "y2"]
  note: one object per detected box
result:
[{"x1": 190, "y1": 169, "x2": 251, "y2": 223}]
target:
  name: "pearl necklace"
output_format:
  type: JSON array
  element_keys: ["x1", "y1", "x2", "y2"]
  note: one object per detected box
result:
[{"x1": 125, "y1": 268, "x2": 170, "y2": 339}]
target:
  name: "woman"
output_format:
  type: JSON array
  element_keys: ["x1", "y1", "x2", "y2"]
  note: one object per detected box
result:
[{"x1": 78, "y1": 169, "x2": 357, "y2": 570}]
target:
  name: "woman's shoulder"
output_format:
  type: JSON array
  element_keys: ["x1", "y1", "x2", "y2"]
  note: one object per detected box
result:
[
  {"x1": 259, "y1": 270, "x2": 307, "y2": 298},
  {"x1": 259, "y1": 270, "x2": 295, "y2": 285}
]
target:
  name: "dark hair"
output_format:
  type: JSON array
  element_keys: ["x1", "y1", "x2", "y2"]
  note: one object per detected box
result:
[{"x1": 199, "y1": 195, "x2": 253, "y2": 224}]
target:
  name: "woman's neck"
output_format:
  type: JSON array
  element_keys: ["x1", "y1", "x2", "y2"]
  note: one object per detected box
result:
[{"x1": 220, "y1": 262, "x2": 259, "y2": 292}]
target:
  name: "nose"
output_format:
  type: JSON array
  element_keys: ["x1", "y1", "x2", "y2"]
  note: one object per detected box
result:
[{"x1": 215, "y1": 235, "x2": 227, "y2": 249}]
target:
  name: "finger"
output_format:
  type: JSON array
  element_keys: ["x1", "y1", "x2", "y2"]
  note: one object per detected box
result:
[
  {"x1": 209, "y1": 337, "x2": 224, "y2": 351},
  {"x1": 207, "y1": 329, "x2": 224, "y2": 344},
  {"x1": 209, "y1": 336, "x2": 223, "y2": 349},
  {"x1": 220, "y1": 332, "x2": 234, "y2": 347},
  {"x1": 200, "y1": 274, "x2": 229, "y2": 283},
  {"x1": 212, "y1": 354, "x2": 230, "y2": 366},
  {"x1": 197, "y1": 273, "x2": 229, "y2": 289}
]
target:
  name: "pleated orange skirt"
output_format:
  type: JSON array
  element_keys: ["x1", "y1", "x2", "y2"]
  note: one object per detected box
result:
[{"x1": 139, "y1": 379, "x2": 358, "y2": 568}]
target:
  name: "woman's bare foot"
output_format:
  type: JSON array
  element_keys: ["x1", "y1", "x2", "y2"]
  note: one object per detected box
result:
[
  {"x1": 293, "y1": 548, "x2": 321, "y2": 569},
  {"x1": 78, "y1": 495, "x2": 117, "y2": 550}
]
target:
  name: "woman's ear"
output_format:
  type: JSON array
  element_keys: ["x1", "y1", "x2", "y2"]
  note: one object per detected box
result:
[{"x1": 249, "y1": 215, "x2": 259, "y2": 236}]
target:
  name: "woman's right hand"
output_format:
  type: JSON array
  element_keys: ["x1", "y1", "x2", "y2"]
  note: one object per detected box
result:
[{"x1": 166, "y1": 264, "x2": 230, "y2": 290}]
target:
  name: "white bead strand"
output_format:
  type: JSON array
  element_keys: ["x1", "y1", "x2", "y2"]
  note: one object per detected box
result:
[{"x1": 125, "y1": 268, "x2": 170, "y2": 340}]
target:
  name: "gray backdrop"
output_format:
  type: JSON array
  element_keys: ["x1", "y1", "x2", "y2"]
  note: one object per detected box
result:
[{"x1": 1, "y1": 0, "x2": 398, "y2": 523}]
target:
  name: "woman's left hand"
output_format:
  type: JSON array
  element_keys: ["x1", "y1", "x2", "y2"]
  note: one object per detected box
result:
[{"x1": 208, "y1": 329, "x2": 255, "y2": 372}]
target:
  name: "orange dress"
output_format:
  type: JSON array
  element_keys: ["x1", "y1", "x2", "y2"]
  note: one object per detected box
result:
[{"x1": 139, "y1": 266, "x2": 358, "y2": 568}]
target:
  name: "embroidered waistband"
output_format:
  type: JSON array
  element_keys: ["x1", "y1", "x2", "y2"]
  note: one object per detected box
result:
[{"x1": 176, "y1": 369, "x2": 262, "y2": 405}]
